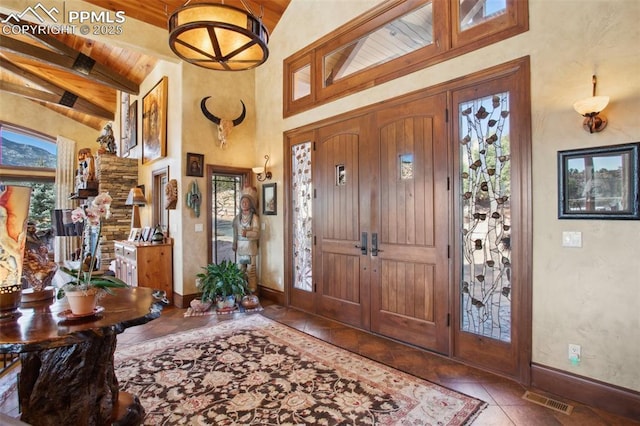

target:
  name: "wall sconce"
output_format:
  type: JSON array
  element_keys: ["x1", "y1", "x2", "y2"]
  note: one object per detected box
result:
[
  {"x1": 573, "y1": 75, "x2": 609, "y2": 133},
  {"x1": 252, "y1": 155, "x2": 272, "y2": 182},
  {"x1": 125, "y1": 187, "x2": 146, "y2": 229}
]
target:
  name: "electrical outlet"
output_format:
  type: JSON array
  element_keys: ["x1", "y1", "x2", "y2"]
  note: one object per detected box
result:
[{"x1": 568, "y1": 344, "x2": 581, "y2": 365}]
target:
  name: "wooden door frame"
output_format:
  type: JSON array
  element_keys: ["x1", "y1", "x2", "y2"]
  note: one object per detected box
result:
[
  {"x1": 206, "y1": 165, "x2": 251, "y2": 265},
  {"x1": 448, "y1": 57, "x2": 532, "y2": 384},
  {"x1": 283, "y1": 56, "x2": 532, "y2": 384}
]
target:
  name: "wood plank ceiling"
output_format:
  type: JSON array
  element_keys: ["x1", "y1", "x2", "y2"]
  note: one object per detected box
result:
[{"x1": 0, "y1": 1, "x2": 290, "y2": 130}]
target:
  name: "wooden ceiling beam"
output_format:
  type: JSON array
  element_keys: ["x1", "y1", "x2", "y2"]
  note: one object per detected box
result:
[
  {"x1": 0, "y1": 58, "x2": 114, "y2": 120},
  {"x1": 0, "y1": 34, "x2": 139, "y2": 95}
]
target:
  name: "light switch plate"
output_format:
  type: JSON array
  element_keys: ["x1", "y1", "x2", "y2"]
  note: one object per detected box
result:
[
  {"x1": 195, "y1": 223, "x2": 203, "y2": 232},
  {"x1": 562, "y1": 231, "x2": 582, "y2": 248}
]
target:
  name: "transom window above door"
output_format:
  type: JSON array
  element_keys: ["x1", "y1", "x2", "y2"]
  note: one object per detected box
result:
[{"x1": 284, "y1": 0, "x2": 528, "y2": 117}]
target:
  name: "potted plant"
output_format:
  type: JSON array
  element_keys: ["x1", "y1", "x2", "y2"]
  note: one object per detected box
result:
[
  {"x1": 196, "y1": 260, "x2": 249, "y2": 311},
  {"x1": 57, "y1": 193, "x2": 127, "y2": 315}
]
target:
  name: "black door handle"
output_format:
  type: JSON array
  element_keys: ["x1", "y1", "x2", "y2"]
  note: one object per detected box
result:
[
  {"x1": 371, "y1": 233, "x2": 379, "y2": 256},
  {"x1": 354, "y1": 232, "x2": 367, "y2": 255}
]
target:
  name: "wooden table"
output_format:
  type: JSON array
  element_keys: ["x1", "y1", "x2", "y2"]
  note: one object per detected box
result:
[{"x1": 0, "y1": 287, "x2": 165, "y2": 426}]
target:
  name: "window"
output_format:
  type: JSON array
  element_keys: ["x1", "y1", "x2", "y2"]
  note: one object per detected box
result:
[
  {"x1": 0, "y1": 124, "x2": 56, "y2": 169},
  {"x1": 284, "y1": 0, "x2": 528, "y2": 116}
]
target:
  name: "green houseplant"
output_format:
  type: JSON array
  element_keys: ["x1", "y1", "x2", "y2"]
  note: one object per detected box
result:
[
  {"x1": 57, "y1": 193, "x2": 127, "y2": 314},
  {"x1": 196, "y1": 260, "x2": 249, "y2": 310}
]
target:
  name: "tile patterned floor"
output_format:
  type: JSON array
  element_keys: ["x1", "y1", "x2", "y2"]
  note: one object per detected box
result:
[{"x1": 3, "y1": 302, "x2": 638, "y2": 425}]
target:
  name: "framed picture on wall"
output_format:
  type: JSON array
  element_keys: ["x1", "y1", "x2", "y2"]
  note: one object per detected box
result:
[
  {"x1": 127, "y1": 100, "x2": 138, "y2": 151},
  {"x1": 142, "y1": 77, "x2": 168, "y2": 164},
  {"x1": 186, "y1": 152, "x2": 204, "y2": 177},
  {"x1": 558, "y1": 142, "x2": 639, "y2": 219},
  {"x1": 120, "y1": 92, "x2": 130, "y2": 156},
  {"x1": 262, "y1": 183, "x2": 277, "y2": 215}
]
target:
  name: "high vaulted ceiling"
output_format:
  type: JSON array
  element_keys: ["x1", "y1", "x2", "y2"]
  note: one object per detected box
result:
[{"x1": 0, "y1": 1, "x2": 290, "y2": 130}]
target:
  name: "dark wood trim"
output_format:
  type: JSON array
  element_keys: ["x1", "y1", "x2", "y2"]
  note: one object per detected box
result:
[
  {"x1": 172, "y1": 292, "x2": 195, "y2": 309},
  {"x1": 257, "y1": 285, "x2": 285, "y2": 306},
  {"x1": 283, "y1": 0, "x2": 528, "y2": 117},
  {"x1": 531, "y1": 363, "x2": 640, "y2": 421}
]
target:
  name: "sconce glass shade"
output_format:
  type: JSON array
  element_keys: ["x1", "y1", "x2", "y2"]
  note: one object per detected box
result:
[
  {"x1": 573, "y1": 96, "x2": 610, "y2": 116},
  {"x1": 168, "y1": 3, "x2": 269, "y2": 71},
  {"x1": 253, "y1": 155, "x2": 272, "y2": 181}
]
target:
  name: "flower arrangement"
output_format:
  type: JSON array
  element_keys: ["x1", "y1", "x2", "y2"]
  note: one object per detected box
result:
[{"x1": 57, "y1": 192, "x2": 127, "y2": 300}]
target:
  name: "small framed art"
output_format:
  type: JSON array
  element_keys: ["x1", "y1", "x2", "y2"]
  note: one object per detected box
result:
[
  {"x1": 558, "y1": 142, "x2": 639, "y2": 219},
  {"x1": 186, "y1": 152, "x2": 204, "y2": 177},
  {"x1": 262, "y1": 183, "x2": 277, "y2": 215}
]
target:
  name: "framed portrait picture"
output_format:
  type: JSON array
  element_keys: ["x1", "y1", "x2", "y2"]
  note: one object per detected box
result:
[
  {"x1": 128, "y1": 228, "x2": 140, "y2": 242},
  {"x1": 142, "y1": 77, "x2": 168, "y2": 164},
  {"x1": 127, "y1": 100, "x2": 138, "y2": 150},
  {"x1": 186, "y1": 152, "x2": 204, "y2": 177},
  {"x1": 140, "y1": 226, "x2": 151, "y2": 242},
  {"x1": 262, "y1": 183, "x2": 277, "y2": 215},
  {"x1": 558, "y1": 142, "x2": 639, "y2": 220}
]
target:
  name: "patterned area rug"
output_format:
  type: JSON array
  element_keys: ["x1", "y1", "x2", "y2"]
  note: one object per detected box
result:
[{"x1": 114, "y1": 316, "x2": 486, "y2": 425}]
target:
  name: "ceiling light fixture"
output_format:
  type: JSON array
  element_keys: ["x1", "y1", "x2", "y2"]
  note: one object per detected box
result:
[
  {"x1": 168, "y1": 1, "x2": 269, "y2": 71},
  {"x1": 573, "y1": 75, "x2": 609, "y2": 133}
]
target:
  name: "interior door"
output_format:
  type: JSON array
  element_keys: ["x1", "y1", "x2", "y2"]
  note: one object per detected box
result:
[
  {"x1": 370, "y1": 94, "x2": 450, "y2": 353},
  {"x1": 315, "y1": 116, "x2": 371, "y2": 329}
]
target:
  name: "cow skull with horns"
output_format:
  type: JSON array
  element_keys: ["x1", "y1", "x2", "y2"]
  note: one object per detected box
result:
[{"x1": 200, "y1": 97, "x2": 246, "y2": 148}]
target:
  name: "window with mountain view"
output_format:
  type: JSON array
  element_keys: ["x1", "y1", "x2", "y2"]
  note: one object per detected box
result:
[{"x1": 0, "y1": 124, "x2": 57, "y2": 169}]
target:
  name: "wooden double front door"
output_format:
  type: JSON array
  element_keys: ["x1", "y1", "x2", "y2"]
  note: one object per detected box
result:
[{"x1": 291, "y1": 93, "x2": 450, "y2": 354}]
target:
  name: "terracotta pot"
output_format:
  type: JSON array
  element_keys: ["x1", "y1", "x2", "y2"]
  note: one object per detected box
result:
[{"x1": 66, "y1": 288, "x2": 99, "y2": 315}]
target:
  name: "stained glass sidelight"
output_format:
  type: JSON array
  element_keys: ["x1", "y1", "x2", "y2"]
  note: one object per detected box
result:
[
  {"x1": 459, "y1": 92, "x2": 512, "y2": 342},
  {"x1": 292, "y1": 142, "x2": 313, "y2": 291}
]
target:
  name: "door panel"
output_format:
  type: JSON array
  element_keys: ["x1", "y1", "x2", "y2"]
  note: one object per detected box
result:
[
  {"x1": 315, "y1": 116, "x2": 371, "y2": 328},
  {"x1": 371, "y1": 94, "x2": 449, "y2": 354}
]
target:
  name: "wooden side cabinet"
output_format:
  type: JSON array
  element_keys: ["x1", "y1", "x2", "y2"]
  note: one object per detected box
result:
[{"x1": 114, "y1": 240, "x2": 173, "y2": 304}]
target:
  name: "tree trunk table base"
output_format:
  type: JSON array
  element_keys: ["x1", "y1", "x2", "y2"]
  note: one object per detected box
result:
[{"x1": 19, "y1": 331, "x2": 143, "y2": 426}]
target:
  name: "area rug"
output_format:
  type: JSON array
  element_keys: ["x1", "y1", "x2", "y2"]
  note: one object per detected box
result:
[{"x1": 114, "y1": 315, "x2": 486, "y2": 425}]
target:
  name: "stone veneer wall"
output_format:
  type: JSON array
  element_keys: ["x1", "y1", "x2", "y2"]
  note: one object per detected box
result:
[{"x1": 96, "y1": 154, "x2": 138, "y2": 269}]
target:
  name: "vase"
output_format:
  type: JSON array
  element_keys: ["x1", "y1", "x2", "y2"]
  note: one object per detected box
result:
[
  {"x1": 66, "y1": 288, "x2": 99, "y2": 315},
  {"x1": 0, "y1": 185, "x2": 32, "y2": 319}
]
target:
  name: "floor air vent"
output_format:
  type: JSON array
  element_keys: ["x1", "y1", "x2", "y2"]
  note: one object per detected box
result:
[{"x1": 522, "y1": 391, "x2": 574, "y2": 415}]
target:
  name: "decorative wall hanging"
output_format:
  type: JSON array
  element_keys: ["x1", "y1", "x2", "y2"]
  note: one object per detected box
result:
[
  {"x1": 120, "y1": 92, "x2": 130, "y2": 156},
  {"x1": 558, "y1": 142, "x2": 639, "y2": 219},
  {"x1": 126, "y1": 100, "x2": 138, "y2": 154},
  {"x1": 165, "y1": 179, "x2": 178, "y2": 210},
  {"x1": 262, "y1": 183, "x2": 277, "y2": 215},
  {"x1": 142, "y1": 77, "x2": 168, "y2": 164},
  {"x1": 186, "y1": 180, "x2": 202, "y2": 217},
  {"x1": 200, "y1": 97, "x2": 246, "y2": 148},
  {"x1": 186, "y1": 152, "x2": 204, "y2": 177}
]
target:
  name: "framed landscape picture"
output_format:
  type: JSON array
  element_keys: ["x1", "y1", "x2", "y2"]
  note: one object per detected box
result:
[
  {"x1": 558, "y1": 142, "x2": 639, "y2": 219},
  {"x1": 142, "y1": 77, "x2": 168, "y2": 164}
]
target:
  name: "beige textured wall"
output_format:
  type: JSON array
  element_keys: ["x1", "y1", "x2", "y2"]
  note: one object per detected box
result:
[
  {"x1": 256, "y1": 0, "x2": 640, "y2": 391},
  {"x1": 0, "y1": 95, "x2": 99, "y2": 152},
  {"x1": 177, "y1": 65, "x2": 256, "y2": 296}
]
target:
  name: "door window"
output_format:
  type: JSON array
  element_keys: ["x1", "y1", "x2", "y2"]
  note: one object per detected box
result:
[
  {"x1": 458, "y1": 92, "x2": 512, "y2": 342},
  {"x1": 291, "y1": 141, "x2": 313, "y2": 292}
]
